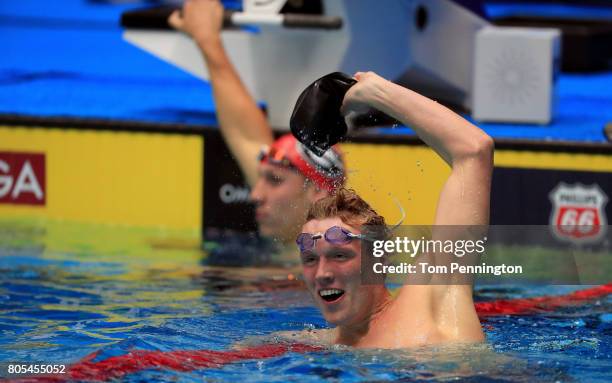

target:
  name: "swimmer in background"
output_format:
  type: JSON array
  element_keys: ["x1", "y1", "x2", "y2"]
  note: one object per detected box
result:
[
  {"x1": 169, "y1": 0, "x2": 345, "y2": 265},
  {"x1": 294, "y1": 71, "x2": 493, "y2": 347}
]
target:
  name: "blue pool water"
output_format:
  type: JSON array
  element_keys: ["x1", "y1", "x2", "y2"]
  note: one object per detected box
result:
[{"x1": 0, "y1": 224, "x2": 611, "y2": 382}]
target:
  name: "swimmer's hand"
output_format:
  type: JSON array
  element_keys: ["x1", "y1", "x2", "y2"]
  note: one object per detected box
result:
[
  {"x1": 168, "y1": 0, "x2": 224, "y2": 46},
  {"x1": 340, "y1": 72, "x2": 391, "y2": 117}
]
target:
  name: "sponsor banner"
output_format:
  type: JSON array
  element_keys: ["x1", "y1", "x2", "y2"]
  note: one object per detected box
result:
[
  {"x1": 203, "y1": 134, "x2": 256, "y2": 234},
  {"x1": 2, "y1": 123, "x2": 610, "y2": 239},
  {"x1": 491, "y1": 167, "x2": 611, "y2": 230},
  {"x1": 0, "y1": 126, "x2": 202, "y2": 231},
  {"x1": 0, "y1": 151, "x2": 45, "y2": 205},
  {"x1": 204, "y1": 141, "x2": 612, "y2": 238}
]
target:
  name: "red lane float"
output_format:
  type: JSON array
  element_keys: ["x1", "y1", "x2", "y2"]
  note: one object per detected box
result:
[
  {"x1": 475, "y1": 283, "x2": 612, "y2": 317},
  {"x1": 7, "y1": 284, "x2": 610, "y2": 382},
  {"x1": 8, "y1": 343, "x2": 322, "y2": 383}
]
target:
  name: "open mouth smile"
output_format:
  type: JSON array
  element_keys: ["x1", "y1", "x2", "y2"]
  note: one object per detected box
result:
[{"x1": 318, "y1": 288, "x2": 345, "y2": 303}]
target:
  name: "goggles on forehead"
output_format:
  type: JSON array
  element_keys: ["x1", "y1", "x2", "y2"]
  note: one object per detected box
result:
[
  {"x1": 295, "y1": 196, "x2": 407, "y2": 254},
  {"x1": 296, "y1": 226, "x2": 371, "y2": 253}
]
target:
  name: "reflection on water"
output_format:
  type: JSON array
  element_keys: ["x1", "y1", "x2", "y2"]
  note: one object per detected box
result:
[
  {"x1": 0, "y1": 220, "x2": 610, "y2": 382},
  {"x1": 217, "y1": 343, "x2": 571, "y2": 383}
]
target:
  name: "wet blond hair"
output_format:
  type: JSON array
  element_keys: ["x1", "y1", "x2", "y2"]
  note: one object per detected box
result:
[{"x1": 306, "y1": 188, "x2": 387, "y2": 229}]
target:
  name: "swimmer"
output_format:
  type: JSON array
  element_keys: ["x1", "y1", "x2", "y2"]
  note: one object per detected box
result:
[
  {"x1": 169, "y1": 0, "x2": 345, "y2": 250},
  {"x1": 296, "y1": 72, "x2": 493, "y2": 348}
]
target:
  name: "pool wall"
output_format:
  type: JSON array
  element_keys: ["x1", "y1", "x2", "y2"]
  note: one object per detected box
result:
[{"x1": 1, "y1": 120, "x2": 611, "y2": 243}]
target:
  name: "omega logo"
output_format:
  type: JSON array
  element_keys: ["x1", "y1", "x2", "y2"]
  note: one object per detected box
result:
[{"x1": 219, "y1": 183, "x2": 250, "y2": 204}]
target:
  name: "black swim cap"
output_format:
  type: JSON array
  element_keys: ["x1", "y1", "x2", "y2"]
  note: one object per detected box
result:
[
  {"x1": 291, "y1": 72, "x2": 398, "y2": 156},
  {"x1": 290, "y1": 72, "x2": 356, "y2": 156}
]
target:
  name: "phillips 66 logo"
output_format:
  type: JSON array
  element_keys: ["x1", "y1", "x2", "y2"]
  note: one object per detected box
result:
[{"x1": 549, "y1": 183, "x2": 608, "y2": 243}]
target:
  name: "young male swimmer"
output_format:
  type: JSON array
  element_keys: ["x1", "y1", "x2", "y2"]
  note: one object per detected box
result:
[
  {"x1": 169, "y1": 0, "x2": 345, "y2": 251},
  {"x1": 296, "y1": 72, "x2": 493, "y2": 347}
]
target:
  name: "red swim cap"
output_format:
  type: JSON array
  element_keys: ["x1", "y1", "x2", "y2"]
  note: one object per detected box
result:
[{"x1": 258, "y1": 134, "x2": 345, "y2": 192}]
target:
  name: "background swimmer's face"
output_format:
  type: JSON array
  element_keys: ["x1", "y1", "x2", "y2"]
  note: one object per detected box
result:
[
  {"x1": 300, "y1": 217, "x2": 379, "y2": 326},
  {"x1": 250, "y1": 162, "x2": 327, "y2": 244}
]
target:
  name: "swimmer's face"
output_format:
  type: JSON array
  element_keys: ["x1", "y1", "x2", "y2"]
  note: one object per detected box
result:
[
  {"x1": 250, "y1": 162, "x2": 327, "y2": 243},
  {"x1": 300, "y1": 217, "x2": 378, "y2": 326}
]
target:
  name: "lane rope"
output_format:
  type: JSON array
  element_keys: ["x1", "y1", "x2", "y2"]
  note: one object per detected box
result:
[{"x1": 475, "y1": 283, "x2": 612, "y2": 317}]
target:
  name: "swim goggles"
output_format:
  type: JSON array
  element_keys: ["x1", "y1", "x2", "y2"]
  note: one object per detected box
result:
[
  {"x1": 295, "y1": 195, "x2": 407, "y2": 253},
  {"x1": 296, "y1": 226, "x2": 371, "y2": 253},
  {"x1": 258, "y1": 145, "x2": 293, "y2": 167}
]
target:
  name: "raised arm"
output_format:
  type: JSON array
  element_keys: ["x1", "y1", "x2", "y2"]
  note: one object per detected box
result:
[
  {"x1": 169, "y1": 0, "x2": 274, "y2": 186},
  {"x1": 342, "y1": 72, "x2": 493, "y2": 341},
  {"x1": 341, "y1": 72, "x2": 493, "y2": 207}
]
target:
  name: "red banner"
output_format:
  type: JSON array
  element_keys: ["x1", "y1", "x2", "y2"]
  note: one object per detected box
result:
[{"x1": 0, "y1": 151, "x2": 46, "y2": 205}]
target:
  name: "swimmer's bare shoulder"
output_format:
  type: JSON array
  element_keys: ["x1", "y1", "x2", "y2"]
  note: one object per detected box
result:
[
  {"x1": 233, "y1": 328, "x2": 335, "y2": 349},
  {"x1": 274, "y1": 328, "x2": 335, "y2": 345}
]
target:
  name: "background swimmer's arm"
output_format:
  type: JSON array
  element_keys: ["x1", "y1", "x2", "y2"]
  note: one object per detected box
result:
[
  {"x1": 169, "y1": 0, "x2": 274, "y2": 186},
  {"x1": 343, "y1": 72, "x2": 492, "y2": 341}
]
